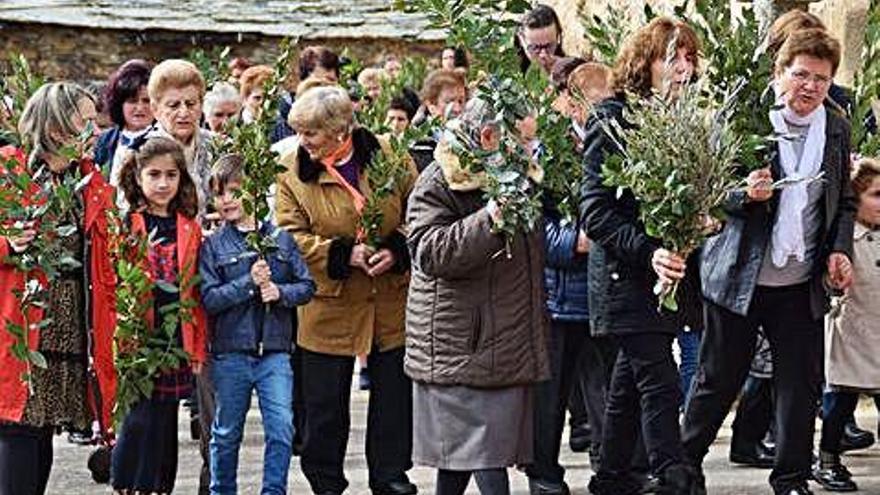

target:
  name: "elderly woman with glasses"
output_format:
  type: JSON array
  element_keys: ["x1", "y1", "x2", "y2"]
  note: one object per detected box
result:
[
  {"x1": 144, "y1": 59, "x2": 214, "y2": 218},
  {"x1": 682, "y1": 28, "x2": 855, "y2": 495},
  {"x1": 275, "y1": 85, "x2": 418, "y2": 495}
]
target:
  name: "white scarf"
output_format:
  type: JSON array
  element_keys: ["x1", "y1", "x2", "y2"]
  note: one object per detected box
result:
[{"x1": 768, "y1": 103, "x2": 826, "y2": 267}]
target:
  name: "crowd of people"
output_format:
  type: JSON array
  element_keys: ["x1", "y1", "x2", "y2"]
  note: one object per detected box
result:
[{"x1": 0, "y1": 4, "x2": 878, "y2": 495}]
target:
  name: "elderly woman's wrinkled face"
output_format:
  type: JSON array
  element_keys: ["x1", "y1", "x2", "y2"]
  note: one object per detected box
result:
[
  {"x1": 122, "y1": 86, "x2": 153, "y2": 132},
  {"x1": 777, "y1": 54, "x2": 833, "y2": 117},
  {"x1": 206, "y1": 100, "x2": 240, "y2": 134},
  {"x1": 650, "y1": 47, "x2": 696, "y2": 97},
  {"x1": 153, "y1": 85, "x2": 202, "y2": 143},
  {"x1": 298, "y1": 127, "x2": 342, "y2": 160}
]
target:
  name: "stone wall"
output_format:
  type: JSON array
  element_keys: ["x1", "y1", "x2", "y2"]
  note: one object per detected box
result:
[
  {"x1": 544, "y1": 0, "x2": 865, "y2": 85},
  {"x1": 0, "y1": 21, "x2": 443, "y2": 84}
]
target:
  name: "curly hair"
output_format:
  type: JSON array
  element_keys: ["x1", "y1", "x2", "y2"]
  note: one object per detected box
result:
[
  {"x1": 852, "y1": 156, "x2": 880, "y2": 198},
  {"x1": 612, "y1": 17, "x2": 701, "y2": 98},
  {"x1": 238, "y1": 64, "x2": 274, "y2": 99},
  {"x1": 118, "y1": 136, "x2": 199, "y2": 219},
  {"x1": 103, "y1": 59, "x2": 151, "y2": 128}
]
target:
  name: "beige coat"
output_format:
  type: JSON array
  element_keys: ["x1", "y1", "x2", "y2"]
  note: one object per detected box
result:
[
  {"x1": 825, "y1": 222, "x2": 880, "y2": 391},
  {"x1": 275, "y1": 128, "x2": 417, "y2": 356}
]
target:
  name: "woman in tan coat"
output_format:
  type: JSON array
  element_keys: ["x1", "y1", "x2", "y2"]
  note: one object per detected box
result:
[{"x1": 275, "y1": 86, "x2": 417, "y2": 495}]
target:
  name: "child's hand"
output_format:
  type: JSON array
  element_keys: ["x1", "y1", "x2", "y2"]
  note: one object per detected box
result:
[
  {"x1": 7, "y1": 221, "x2": 37, "y2": 253},
  {"x1": 260, "y1": 282, "x2": 280, "y2": 303},
  {"x1": 251, "y1": 259, "x2": 272, "y2": 286}
]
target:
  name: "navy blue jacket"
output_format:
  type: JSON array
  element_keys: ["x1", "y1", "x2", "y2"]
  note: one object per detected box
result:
[
  {"x1": 544, "y1": 205, "x2": 590, "y2": 323},
  {"x1": 200, "y1": 221, "x2": 316, "y2": 354},
  {"x1": 94, "y1": 126, "x2": 122, "y2": 170}
]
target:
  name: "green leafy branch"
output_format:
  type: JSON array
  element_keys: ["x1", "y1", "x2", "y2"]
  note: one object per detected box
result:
[
  {"x1": 187, "y1": 46, "x2": 232, "y2": 88},
  {"x1": 110, "y1": 218, "x2": 197, "y2": 427},
  {"x1": 360, "y1": 120, "x2": 432, "y2": 248},
  {"x1": 601, "y1": 80, "x2": 741, "y2": 311},
  {"x1": 213, "y1": 38, "x2": 296, "y2": 256},
  {"x1": 0, "y1": 150, "x2": 90, "y2": 388}
]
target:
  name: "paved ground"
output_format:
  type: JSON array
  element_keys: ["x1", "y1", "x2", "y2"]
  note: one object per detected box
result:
[{"x1": 48, "y1": 391, "x2": 880, "y2": 494}]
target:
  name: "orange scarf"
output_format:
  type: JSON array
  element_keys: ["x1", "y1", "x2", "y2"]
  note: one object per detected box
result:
[{"x1": 319, "y1": 135, "x2": 367, "y2": 241}]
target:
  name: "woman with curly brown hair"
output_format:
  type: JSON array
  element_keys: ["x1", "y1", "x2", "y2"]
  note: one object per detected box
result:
[{"x1": 579, "y1": 17, "x2": 702, "y2": 495}]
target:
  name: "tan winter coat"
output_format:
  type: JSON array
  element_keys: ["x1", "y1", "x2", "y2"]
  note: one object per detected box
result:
[
  {"x1": 275, "y1": 128, "x2": 417, "y2": 356},
  {"x1": 404, "y1": 141, "x2": 550, "y2": 387},
  {"x1": 825, "y1": 222, "x2": 880, "y2": 391}
]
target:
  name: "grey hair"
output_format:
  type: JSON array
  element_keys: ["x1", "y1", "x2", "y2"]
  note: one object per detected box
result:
[
  {"x1": 203, "y1": 82, "x2": 241, "y2": 116},
  {"x1": 288, "y1": 85, "x2": 353, "y2": 136},
  {"x1": 18, "y1": 81, "x2": 95, "y2": 158},
  {"x1": 445, "y1": 97, "x2": 497, "y2": 150}
]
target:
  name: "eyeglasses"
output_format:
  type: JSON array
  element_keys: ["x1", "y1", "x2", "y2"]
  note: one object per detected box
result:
[
  {"x1": 787, "y1": 68, "x2": 832, "y2": 87},
  {"x1": 525, "y1": 41, "x2": 558, "y2": 55}
]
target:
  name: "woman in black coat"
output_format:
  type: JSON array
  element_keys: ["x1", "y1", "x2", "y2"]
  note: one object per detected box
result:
[{"x1": 579, "y1": 18, "x2": 703, "y2": 495}]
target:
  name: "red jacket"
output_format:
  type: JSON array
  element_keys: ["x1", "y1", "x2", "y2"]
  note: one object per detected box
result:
[
  {"x1": 0, "y1": 148, "x2": 118, "y2": 432},
  {"x1": 128, "y1": 211, "x2": 207, "y2": 366}
]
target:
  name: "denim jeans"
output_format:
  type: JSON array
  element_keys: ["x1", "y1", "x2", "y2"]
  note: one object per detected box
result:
[
  {"x1": 677, "y1": 327, "x2": 703, "y2": 407},
  {"x1": 210, "y1": 352, "x2": 294, "y2": 495}
]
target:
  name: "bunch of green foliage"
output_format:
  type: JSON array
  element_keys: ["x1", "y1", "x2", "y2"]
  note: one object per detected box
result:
[
  {"x1": 0, "y1": 156, "x2": 89, "y2": 386},
  {"x1": 214, "y1": 39, "x2": 295, "y2": 255},
  {"x1": 400, "y1": 0, "x2": 585, "y2": 247},
  {"x1": 601, "y1": 77, "x2": 741, "y2": 311},
  {"x1": 110, "y1": 222, "x2": 196, "y2": 428},
  {"x1": 360, "y1": 121, "x2": 433, "y2": 248}
]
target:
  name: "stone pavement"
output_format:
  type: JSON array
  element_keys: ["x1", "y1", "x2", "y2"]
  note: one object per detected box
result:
[{"x1": 48, "y1": 392, "x2": 880, "y2": 495}]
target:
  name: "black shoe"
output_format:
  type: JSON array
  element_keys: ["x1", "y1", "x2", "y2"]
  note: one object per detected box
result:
[
  {"x1": 371, "y1": 480, "x2": 418, "y2": 495},
  {"x1": 840, "y1": 421, "x2": 875, "y2": 452},
  {"x1": 729, "y1": 441, "x2": 775, "y2": 469},
  {"x1": 87, "y1": 445, "x2": 112, "y2": 484},
  {"x1": 643, "y1": 464, "x2": 704, "y2": 495},
  {"x1": 812, "y1": 451, "x2": 858, "y2": 492},
  {"x1": 528, "y1": 477, "x2": 570, "y2": 495}
]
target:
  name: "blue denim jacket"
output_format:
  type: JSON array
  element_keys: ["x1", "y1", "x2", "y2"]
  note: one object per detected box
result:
[
  {"x1": 200, "y1": 221, "x2": 316, "y2": 354},
  {"x1": 544, "y1": 214, "x2": 590, "y2": 323}
]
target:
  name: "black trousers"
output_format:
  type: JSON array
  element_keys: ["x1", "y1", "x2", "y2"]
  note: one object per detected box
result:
[
  {"x1": 526, "y1": 320, "x2": 587, "y2": 483},
  {"x1": 300, "y1": 346, "x2": 413, "y2": 494},
  {"x1": 0, "y1": 424, "x2": 53, "y2": 495},
  {"x1": 599, "y1": 332, "x2": 684, "y2": 478},
  {"x1": 682, "y1": 284, "x2": 823, "y2": 493},
  {"x1": 730, "y1": 375, "x2": 774, "y2": 452},
  {"x1": 195, "y1": 364, "x2": 216, "y2": 494}
]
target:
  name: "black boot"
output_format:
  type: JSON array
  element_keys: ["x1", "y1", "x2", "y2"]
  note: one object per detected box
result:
[
  {"x1": 840, "y1": 420, "x2": 875, "y2": 452},
  {"x1": 729, "y1": 440, "x2": 775, "y2": 468},
  {"x1": 812, "y1": 451, "x2": 858, "y2": 492},
  {"x1": 588, "y1": 471, "x2": 642, "y2": 495}
]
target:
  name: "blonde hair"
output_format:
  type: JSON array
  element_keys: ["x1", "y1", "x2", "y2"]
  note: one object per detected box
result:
[
  {"x1": 18, "y1": 81, "x2": 95, "y2": 158},
  {"x1": 147, "y1": 59, "x2": 206, "y2": 103},
  {"x1": 288, "y1": 85, "x2": 353, "y2": 135},
  {"x1": 852, "y1": 157, "x2": 880, "y2": 198},
  {"x1": 239, "y1": 64, "x2": 274, "y2": 99},
  {"x1": 357, "y1": 67, "x2": 387, "y2": 88}
]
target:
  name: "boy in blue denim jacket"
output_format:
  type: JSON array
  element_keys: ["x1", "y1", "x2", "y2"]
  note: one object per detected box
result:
[{"x1": 199, "y1": 154, "x2": 315, "y2": 494}]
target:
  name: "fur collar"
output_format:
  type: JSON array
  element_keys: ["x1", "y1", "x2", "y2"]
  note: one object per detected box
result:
[{"x1": 433, "y1": 138, "x2": 488, "y2": 192}]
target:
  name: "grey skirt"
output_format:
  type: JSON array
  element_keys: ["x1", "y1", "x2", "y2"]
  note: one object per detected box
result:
[{"x1": 413, "y1": 382, "x2": 533, "y2": 470}]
